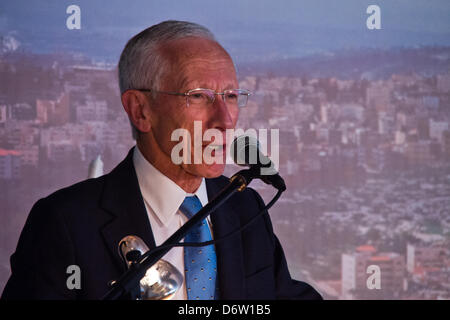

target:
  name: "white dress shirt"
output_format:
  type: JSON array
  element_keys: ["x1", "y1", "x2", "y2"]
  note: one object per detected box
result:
[{"x1": 132, "y1": 145, "x2": 212, "y2": 300}]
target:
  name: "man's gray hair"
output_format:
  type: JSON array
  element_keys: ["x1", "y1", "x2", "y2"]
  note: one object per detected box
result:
[{"x1": 118, "y1": 20, "x2": 216, "y2": 95}]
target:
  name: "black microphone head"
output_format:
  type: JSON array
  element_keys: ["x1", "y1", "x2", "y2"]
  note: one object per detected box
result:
[
  {"x1": 230, "y1": 134, "x2": 260, "y2": 167},
  {"x1": 230, "y1": 134, "x2": 285, "y2": 191}
]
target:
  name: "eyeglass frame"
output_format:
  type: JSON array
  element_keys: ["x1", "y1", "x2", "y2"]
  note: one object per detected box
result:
[{"x1": 135, "y1": 87, "x2": 252, "y2": 108}]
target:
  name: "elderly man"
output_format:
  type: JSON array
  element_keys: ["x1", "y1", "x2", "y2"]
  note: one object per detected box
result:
[{"x1": 2, "y1": 20, "x2": 321, "y2": 300}]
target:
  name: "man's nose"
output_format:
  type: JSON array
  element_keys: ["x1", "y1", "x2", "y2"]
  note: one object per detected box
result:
[{"x1": 210, "y1": 94, "x2": 235, "y2": 130}]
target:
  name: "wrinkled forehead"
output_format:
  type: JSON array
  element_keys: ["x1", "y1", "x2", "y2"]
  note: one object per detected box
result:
[
  {"x1": 157, "y1": 37, "x2": 237, "y2": 86},
  {"x1": 159, "y1": 37, "x2": 232, "y2": 64}
]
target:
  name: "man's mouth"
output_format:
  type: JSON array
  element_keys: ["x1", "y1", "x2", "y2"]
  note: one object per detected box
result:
[{"x1": 202, "y1": 144, "x2": 227, "y2": 158}]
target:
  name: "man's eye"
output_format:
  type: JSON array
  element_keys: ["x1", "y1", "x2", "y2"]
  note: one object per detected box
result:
[
  {"x1": 226, "y1": 93, "x2": 238, "y2": 100},
  {"x1": 190, "y1": 93, "x2": 207, "y2": 100}
]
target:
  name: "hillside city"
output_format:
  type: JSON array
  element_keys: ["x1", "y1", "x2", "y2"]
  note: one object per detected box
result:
[{"x1": 0, "y1": 51, "x2": 449, "y2": 299}]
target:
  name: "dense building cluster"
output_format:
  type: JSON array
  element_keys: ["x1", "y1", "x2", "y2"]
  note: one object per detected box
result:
[{"x1": 0, "y1": 53, "x2": 449, "y2": 299}]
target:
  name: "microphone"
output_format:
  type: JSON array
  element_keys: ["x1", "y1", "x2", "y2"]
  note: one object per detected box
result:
[
  {"x1": 230, "y1": 135, "x2": 286, "y2": 191},
  {"x1": 117, "y1": 235, "x2": 183, "y2": 300},
  {"x1": 118, "y1": 235, "x2": 149, "y2": 267}
]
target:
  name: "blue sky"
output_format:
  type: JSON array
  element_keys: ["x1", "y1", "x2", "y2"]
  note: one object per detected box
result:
[{"x1": 1, "y1": 0, "x2": 449, "y2": 63}]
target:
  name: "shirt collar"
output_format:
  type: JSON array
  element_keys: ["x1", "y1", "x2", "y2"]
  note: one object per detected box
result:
[
  {"x1": 186, "y1": 177, "x2": 208, "y2": 207},
  {"x1": 132, "y1": 145, "x2": 208, "y2": 226}
]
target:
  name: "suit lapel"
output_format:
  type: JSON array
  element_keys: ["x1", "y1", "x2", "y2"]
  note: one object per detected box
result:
[
  {"x1": 99, "y1": 147, "x2": 156, "y2": 273},
  {"x1": 206, "y1": 177, "x2": 246, "y2": 300}
]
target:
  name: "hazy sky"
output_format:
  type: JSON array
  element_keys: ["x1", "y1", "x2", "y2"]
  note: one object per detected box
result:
[
  {"x1": 1, "y1": 0, "x2": 449, "y2": 62},
  {"x1": 2, "y1": 0, "x2": 449, "y2": 31}
]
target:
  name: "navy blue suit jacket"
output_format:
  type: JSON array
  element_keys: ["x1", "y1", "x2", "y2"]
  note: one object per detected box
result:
[{"x1": 2, "y1": 148, "x2": 322, "y2": 300}]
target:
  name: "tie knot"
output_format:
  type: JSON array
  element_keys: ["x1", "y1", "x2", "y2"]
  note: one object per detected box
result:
[{"x1": 179, "y1": 195, "x2": 203, "y2": 219}]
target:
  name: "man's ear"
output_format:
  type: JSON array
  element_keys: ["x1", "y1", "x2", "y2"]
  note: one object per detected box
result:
[{"x1": 121, "y1": 90, "x2": 152, "y2": 133}]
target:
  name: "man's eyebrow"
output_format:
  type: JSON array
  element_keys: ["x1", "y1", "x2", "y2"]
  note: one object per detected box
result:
[{"x1": 183, "y1": 81, "x2": 237, "y2": 91}]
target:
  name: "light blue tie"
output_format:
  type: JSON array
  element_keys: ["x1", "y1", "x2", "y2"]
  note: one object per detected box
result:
[{"x1": 179, "y1": 195, "x2": 218, "y2": 300}]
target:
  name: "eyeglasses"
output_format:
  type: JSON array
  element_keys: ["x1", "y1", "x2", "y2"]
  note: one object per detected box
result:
[{"x1": 137, "y1": 88, "x2": 251, "y2": 108}]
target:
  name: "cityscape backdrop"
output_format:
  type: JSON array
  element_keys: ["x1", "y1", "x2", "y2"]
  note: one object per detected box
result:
[{"x1": 1, "y1": 0, "x2": 450, "y2": 299}]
